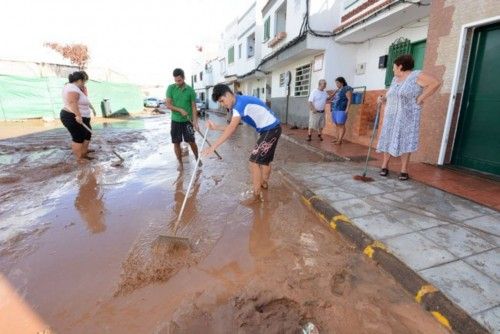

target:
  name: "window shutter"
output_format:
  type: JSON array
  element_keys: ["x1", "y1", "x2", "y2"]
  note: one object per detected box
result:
[{"x1": 384, "y1": 38, "x2": 411, "y2": 87}]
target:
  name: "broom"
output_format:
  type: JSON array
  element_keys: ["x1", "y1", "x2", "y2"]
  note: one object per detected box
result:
[{"x1": 353, "y1": 101, "x2": 382, "y2": 182}]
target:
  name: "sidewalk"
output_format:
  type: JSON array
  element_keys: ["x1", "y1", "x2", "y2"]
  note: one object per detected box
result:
[
  {"x1": 282, "y1": 127, "x2": 500, "y2": 211},
  {"x1": 279, "y1": 129, "x2": 500, "y2": 333}
]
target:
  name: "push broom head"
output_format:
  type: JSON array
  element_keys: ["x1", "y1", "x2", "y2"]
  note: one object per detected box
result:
[{"x1": 353, "y1": 174, "x2": 375, "y2": 182}]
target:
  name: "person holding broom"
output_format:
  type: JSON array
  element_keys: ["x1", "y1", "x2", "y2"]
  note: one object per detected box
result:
[
  {"x1": 202, "y1": 84, "x2": 281, "y2": 204},
  {"x1": 166, "y1": 68, "x2": 200, "y2": 170}
]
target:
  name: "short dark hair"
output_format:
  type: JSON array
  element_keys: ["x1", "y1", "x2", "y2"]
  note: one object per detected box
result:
[
  {"x1": 394, "y1": 54, "x2": 414, "y2": 71},
  {"x1": 212, "y1": 84, "x2": 233, "y2": 102},
  {"x1": 335, "y1": 77, "x2": 347, "y2": 87},
  {"x1": 68, "y1": 71, "x2": 86, "y2": 83},
  {"x1": 173, "y1": 68, "x2": 184, "y2": 78}
]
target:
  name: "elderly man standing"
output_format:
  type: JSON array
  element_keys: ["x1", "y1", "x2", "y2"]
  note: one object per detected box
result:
[{"x1": 307, "y1": 79, "x2": 329, "y2": 141}]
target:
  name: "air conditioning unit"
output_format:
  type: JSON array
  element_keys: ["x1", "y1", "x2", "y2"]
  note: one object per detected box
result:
[{"x1": 356, "y1": 63, "x2": 366, "y2": 75}]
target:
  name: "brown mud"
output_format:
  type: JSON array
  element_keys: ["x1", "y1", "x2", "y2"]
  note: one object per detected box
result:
[{"x1": 0, "y1": 114, "x2": 449, "y2": 333}]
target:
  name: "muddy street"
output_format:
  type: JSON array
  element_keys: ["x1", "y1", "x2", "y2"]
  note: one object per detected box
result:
[{"x1": 0, "y1": 114, "x2": 448, "y2": 333}]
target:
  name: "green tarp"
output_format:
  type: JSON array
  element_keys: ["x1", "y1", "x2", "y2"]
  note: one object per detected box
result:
[{"x1": 0, "y1": 75, "x2": 143, "y2": 120}]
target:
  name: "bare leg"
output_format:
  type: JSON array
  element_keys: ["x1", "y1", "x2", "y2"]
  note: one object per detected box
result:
[
  {"x1": 173, "y1": 143, "x2": 182, "y2": 162},
  {"x1": 401, "y1": 153, "x2": 411, "y2": 173},
  {"x1": 250, "y1": 162, "x2": 263, "y2": 196},
  {"x1": 71, "y1": 142, "x2": 85, "y2": 161},
  {"x1": 337, "y1": 125, "x2": 346, "y2": 143},
  {"x1": 261, "y1": 164, "x2": 271, "y2": 189},
  {"x1": 332, "y1": 124, "x2": 338, "y2": 142},
  {"x1": 188, "y1": 142, "x2": 199, "y2": 161},
  {"x1": 82, "y1": 140, "x2": 90, "y2": 156},
  {"x1": 381, "y1": 152, "x2": 391, "y2": 169}
]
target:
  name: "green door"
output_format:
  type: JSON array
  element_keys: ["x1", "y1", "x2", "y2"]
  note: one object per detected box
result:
[
  {"x1": 452, "y1": 22, "x2": 500, "y2": 176},
  {"x1": 411, "y1": 40, "x2": 426, "y2": 70}
]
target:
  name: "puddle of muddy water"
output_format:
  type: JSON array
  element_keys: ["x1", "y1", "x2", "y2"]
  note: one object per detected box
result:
[{"x1": 0, "y1": 114, "x2": 449, "y2": 334}]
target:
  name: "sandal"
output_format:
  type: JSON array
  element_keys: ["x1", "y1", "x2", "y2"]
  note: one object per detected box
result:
[
  {"x1": 398, "y1": 172, "x2": 409, "y2": 181},
  {"x1": 261, "y1": 181, "x2": 269, "y2": 190},
  {"x1": 318, "y1": 134, "x2": 323, "y2": 141},
  {"x1": 306, "y1": 135, "x2": 312, "y2": 142},
  {"x1": 379, "y1": 168, "x2": 389, "y2": 177}
]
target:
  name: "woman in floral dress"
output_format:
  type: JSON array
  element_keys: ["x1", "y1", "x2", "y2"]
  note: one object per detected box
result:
[{"x1": 377, "y1": 54, "x2": 441, "y2": 180}]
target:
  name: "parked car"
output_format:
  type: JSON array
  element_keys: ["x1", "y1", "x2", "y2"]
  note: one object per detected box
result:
[
  {"x1": 144, "y1": 97, "x2": 162, "y2": 108},
  {"x1": 195, "y1": 98, "x2": 206, "y2": 117}
]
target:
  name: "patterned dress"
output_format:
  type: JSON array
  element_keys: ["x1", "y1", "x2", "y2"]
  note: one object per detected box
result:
[{"x1": 377, "y1": 70, "x2": 423, "y2": 157}]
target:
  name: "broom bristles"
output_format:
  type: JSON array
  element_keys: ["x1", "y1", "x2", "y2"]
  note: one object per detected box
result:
[{"x1": 353, "y1": 174, "x2": 375, "y2": 182}]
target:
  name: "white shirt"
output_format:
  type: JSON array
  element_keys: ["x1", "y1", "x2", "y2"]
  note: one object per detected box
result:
[
  {"x1": 308, "y1": 88, "x2": 328, "y2": 111},
  {"x1": 62, "y1": 83, "x2": 91, "y2": 117}
]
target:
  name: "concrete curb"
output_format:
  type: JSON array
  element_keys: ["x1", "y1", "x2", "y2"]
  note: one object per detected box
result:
[{"x1": 278, "y1": 168, "x2": 490, "y2": 334}]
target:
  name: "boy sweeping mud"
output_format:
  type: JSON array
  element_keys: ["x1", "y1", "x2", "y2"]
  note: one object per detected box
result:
[{"x1": 202, "y1": 84, "x2": 281, "y2": 204}]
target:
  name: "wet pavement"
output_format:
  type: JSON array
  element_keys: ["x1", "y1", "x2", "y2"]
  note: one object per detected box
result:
[
  {"x1": 283, "y1": 160, "x2": 500, "y2": 333},
  {"x1": 0, "y1": 114, "x2": 448, "y2": 333}
]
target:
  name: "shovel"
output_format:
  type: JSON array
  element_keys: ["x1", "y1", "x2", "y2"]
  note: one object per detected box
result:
[
  {"x1": 81, "y1": 123, "x2": 124, "y2": 167},
  {"x1": 154, "y1": 126, "x2": 210, "y2": 251}
]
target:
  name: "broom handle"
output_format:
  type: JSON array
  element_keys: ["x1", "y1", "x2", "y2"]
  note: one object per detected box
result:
[
  {"x1": 188, "y1": 116, "x2": 222, "y2": 159},
  {"x1": 194, "y1": 127, "x2": 222, "y2": 159},
  {"x1": 176, "y1": 126, "x2": 209, "y2": 224},
  {"x1": 362, "y1": 101, "x2": 381, "y2": 176},
  {"x1": 81, "y1": 122, "x2": 124, "y2": 161}
]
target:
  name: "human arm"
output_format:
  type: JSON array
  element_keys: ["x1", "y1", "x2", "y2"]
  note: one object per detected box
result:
[
  {"x1": 416, "y1": 72, "x2": 441, "y2": 105},
  {"x1": 345, "y1": 90, "x2": 352, "y2": 112},
  {"x1": 377, "y1": 94, "x2": 387, "y2": 105},
  {"x1": 66, "y1": 92, "x2": 83, "y2": 123},
  {"x1": 166, "y1": 97, "x2": 188, "y2": 117},
  {"x1": 202, "y1": 115, "x2": 241, "y2": 156},
  {"x1": 190, "y1": 90, "x2": 199, "y2": 130},
  {"x1": 308, "y1": 91, "x2": 317, "y2": 113},
  {"x1": 89, "y1": 103, "x2": 96, "y2": 117},
  {"x1": 191, "y1": 101, "x2": 199, "y2": 130},
  {"x1": 308, "y1": 101, "x2": 317, "y2": 113}
]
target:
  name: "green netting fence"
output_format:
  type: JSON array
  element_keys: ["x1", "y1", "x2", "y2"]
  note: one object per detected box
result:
[{"x1": 0, "y1": 74, "x2": 143, "y2": 120}]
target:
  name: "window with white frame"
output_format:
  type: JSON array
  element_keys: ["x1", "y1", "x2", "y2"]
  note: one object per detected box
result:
[
  {"x1": 238, "y1": 44, "x2": 242, "y2": 59},
  {"x1": 228, "y1": 46, "x2": 235, "y2": 64},
  {"x1": 294, "y1": 64, "x2": 311, "y2": 97},
  {"x1": 264, "y1": 17, "x2": 271, "y2": 41},
  {"x1": 247, "y1": 33, "x2": 255, "y2": 58},
  {"x1": 275, "y1": 1, "x2": 286, "y2": 35}
]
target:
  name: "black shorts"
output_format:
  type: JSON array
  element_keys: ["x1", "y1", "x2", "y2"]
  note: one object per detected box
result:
[
  {"x1": 171, "y1": 121, "x2": 195, "y2": 144},
  {"x1": 249, "y1": 125, "x2": 281, "y2": 165},
  {"x1": 60, "y1": 110, "x2": 91, "y2": 144}
]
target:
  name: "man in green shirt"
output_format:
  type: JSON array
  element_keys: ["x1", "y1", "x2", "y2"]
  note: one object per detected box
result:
[{"x1": 166, "y1": 68, "x2": 200, "y2": 168}]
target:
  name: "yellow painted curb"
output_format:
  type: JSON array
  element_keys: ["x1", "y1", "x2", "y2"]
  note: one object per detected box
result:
[
  {"x1": 332, "y1": 214, "x2": 351, "y2": 224},
  {"x1": 431, "y1": 311, "x2": 452, "y2": 330},
  {"x1": 363, "y1": 241, "x2": 387, "y2": 258},
  {"x1": 301, "y1": 196, "x2": 312, "y2": 208},
  {"x1": 415, "y1": 285, "x2": 438, "y2": 303}
]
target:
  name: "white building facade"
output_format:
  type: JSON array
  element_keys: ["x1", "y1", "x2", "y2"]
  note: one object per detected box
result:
[{"x1": 192, "y1": 0, "x2": 431, "y2": 139}]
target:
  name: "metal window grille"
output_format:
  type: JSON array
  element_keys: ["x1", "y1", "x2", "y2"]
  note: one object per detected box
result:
[
  {"x1": 294, "y1": 64, "x2": 311, "y2": 97},
  {"x1": 279, "y1": 73, "x2": 286, "y2": 87},
  {"x1": 384, "y1": 37, "x2": 411, "y2": 87}
]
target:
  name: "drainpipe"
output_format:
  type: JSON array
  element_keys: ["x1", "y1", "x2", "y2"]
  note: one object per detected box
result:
[{"x1": 284, "y1": 71, "x2": 291, "y2": 125}]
